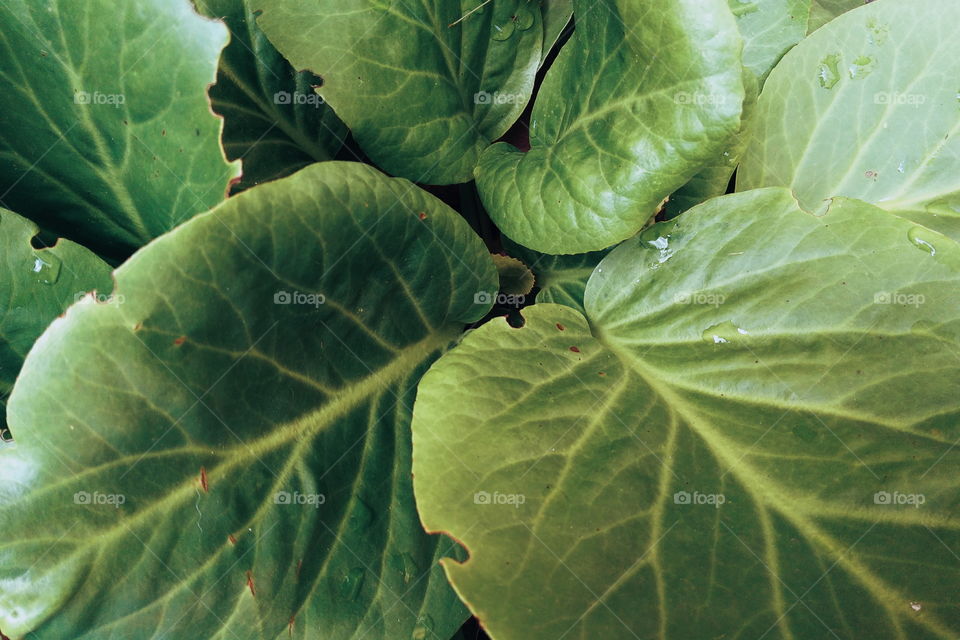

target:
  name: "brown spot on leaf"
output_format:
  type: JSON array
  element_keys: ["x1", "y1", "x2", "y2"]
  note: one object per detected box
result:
[
  {"x1": 556, "y1": 323, "x2": 565, "y2": 331},
  {"x1": 246, "y1": 571, "x2": 256, "y2": 597},
  {"x1": 418, "y1": 212, "x2": 427, "y2": 220},
  {"x1": 228, "y1": 534, "x2": 237, "y2": 545},
  {"x1": 569, "y1": 346, "x2": 580, "y2": 353},
  {"x1": 173, "y1": 336, "x2": 186, "y2": 346},
  {"x1": 199, "y1": 467, "x2": 209, "y2": 493}
]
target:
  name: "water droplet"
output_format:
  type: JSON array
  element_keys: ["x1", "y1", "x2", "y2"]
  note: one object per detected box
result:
[
  {"x1": 867, "y1": 20, "x2": 889, "y2": 45},
  {"x1": 647, "y1": 236, "x2": 674, "y2": 264},
  {"x1": 848, "y1": 55, "x2": 875, "y2": 79},
  {"x1": 514, "y1": 8, "x2": 534, "y2": 31},
  {"x1": 897, "y1": 160, "x2": 906, "y2": 174},
  {"x1": 908, "y1": 226, "x2": 938, "y2": 256},
  {"x1": 412, "y1": 614, "x2": 435, "y2": 639},
  {"x1": 818, "y1": 54, "x2": 841, "y2": 89},
  {"x1": 392, "y1": 553, "x2": 419, "y2": 584},
  {"x1": 492, "y1": 21, "x2": 515, "y2": 41},
  {"x1": 701, "y1": 321, "x2": 748, "y2": 344},
  {"x1": 340, "y1": 567, "x2": 365, "y2": 600},
  {"x1": 32, "y1": 252, "x2": 61, "y2": 284},
  {"x1": 910, "y1": 601, "x2": 922, "y2": 612}
]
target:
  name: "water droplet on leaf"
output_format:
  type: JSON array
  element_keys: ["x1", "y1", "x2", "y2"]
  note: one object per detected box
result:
[
  {"x1": 392, "y1": 553, "x2": 419, "y2": 584},
  {"x1": 412, "y1": 615, "x2": 435, "y2": 639},
  {"x1": 340, "y1": 567, "x2": 365, "y2": 600},
  {"x1": 818, "y1": 54, "x2": 841, "y2": 89},
  {"x1": 492, "y1": 21, "x2": 515, "y2": 40},
  {"x1": 908, "y1": 226, "x2": 938, "y2": 256},
  {"x1": 514, "y1": 8, "x2": 534, "y2": 30},
  {"x1": 701, "y1": 321, "x2": 748, "y2": 344},
  {"x1": 32, "y1": 252, "x2": 61, "y2": 284},
  {"x1": 848, "y1": 55, "x2": 875, "y2": 79}
]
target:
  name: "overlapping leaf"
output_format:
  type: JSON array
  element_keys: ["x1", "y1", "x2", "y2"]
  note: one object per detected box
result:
[
  {"x1": 255, "y1": 0, "x2": 543, "y2": 185},
  {"x1": 502, "y1": 239, "x2": 608, "y2": 314},
  {"x1": 194, "y1": 0, "x2": 346, "y2": 192},
  {"x1": 0, "y1": 162, "x2": 497, "y2": 639},
  {"x1": 474, "y1": 0, "x2": 745, "y2": 254},
  {"x1": 739, "y1": 0, "x2": 960, "y2": 241},
  {"x1": 0, "y1": 0, "x2": 239, "y2": 259},
  {"x1": 413, "y1": 188, "x2": 960, "y2": 639},
  {"x1": 0, "y1": 208, "x2": 112, "y2": 443}
]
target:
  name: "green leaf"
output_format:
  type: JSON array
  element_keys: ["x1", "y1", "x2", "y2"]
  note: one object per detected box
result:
[
  {"x1": 193, "y1": 0, "x2": 346, "y2": 192},
  {"x1": 807, "y1": 0, "x2": 866, "y2": 33},
  {"x1": 492, "y1": 254, "x2": 535, "y2": 297},
  {"x1": 0, "y1": 0, "x2": 239, "y2": 260},
  {"x1": 255, "y1": 0, "x2": 543, "y2": 185},
  {"x1": 540, "y1": 0, "x2": 573, "y2": 66},
  {"x1": 502, "y1": 239, "x2": 607, "y2": 314},
  {"x1": 413, "y1": 187, "x2": 960, "y2": 639},
  {"x1": 0, "y1": 207, "x2": 112, "y2": 440},
  {"x1": 474, "y1": 0, "x2": 745, "y2": 254},
  {"x1": 1, "y1": 162, "x2": 497, "y2": 639},
  {"x1": 666, "y1": 70, "x2": 759, "y2": 217},
  {"x1": 739, "y1": 0, "x2": 960, "y2": 241},
  {"x1": 731, "y1": 0, "x2": 811, "y2": 83}
]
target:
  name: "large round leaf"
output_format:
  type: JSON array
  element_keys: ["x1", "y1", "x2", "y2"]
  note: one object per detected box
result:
[
  {"x1": 0, "y1": 162, "x2": 497, "y2": 639},
  {"x1": 474, "y1": 0, "x2": 745, "y2": 254},
  {"x1": 0, "y1": 208, "x2": 112, "y2": 442},
  {"x1": 0, "y1": 0, "x2": 239, "y2": 259},
  {"x1": 739, "y1": 0, "x2": 960, "y2": 241},
  {"x1": 413, "y1": 187, "x2": 960, "y2": 639},
  {"x1": 254, "y1": 0, "x2": 543, "y2": 185},
  {"x1": 194, "y1": 0, "x2": 347, "y2": 192}
]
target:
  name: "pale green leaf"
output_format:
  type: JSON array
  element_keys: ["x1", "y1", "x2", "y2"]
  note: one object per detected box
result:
[
  {"x1": 413, "y1": 187, "x2": 960, "y2": 639},
  {"x1": 739, "y1": 0, "x2": 960, "y2": 241}
]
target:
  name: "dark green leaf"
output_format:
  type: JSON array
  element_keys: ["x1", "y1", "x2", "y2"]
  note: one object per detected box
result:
[
  {"x1": 194, "y1": 0, "x2": 346, "y2": 192},
  {"x1": 255, "y1": 0, "x2": 543, "y2": 185},
  {"x1": 1, "y1": 162, "x2": 497, "y2": 639},
  {"x1": 0, "y1": 0, "x2": 239, "y2": 259}
]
